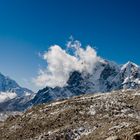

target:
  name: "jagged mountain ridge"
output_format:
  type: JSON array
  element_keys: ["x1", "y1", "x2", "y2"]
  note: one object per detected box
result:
[
  {"x1": 29, "y1": 60, "x2": 140, "y2": 106},
  {"x1": 0, "y1": 73, "x2": 34, "y2": 111},
  {"x1": 1, "y1": 60, "x2": 140, "y2": 112},
  {"x1": 0, "y1": 73, "x2": 33, "y2": 96}
]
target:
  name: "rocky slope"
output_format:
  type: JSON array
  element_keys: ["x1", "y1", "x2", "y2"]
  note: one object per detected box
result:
[
  {"x1": 29, "y1": 61, "x2": 140, "y2": 106},
  {"x1": 0, "y1": 89, "x2": 139, "y2": 140}
]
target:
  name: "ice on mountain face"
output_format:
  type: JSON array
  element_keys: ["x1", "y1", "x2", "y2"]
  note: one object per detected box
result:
[
  {"x1": 0, "y1": 92, "x2": 17, "y2": 103},
  {"x1": 121, "y1": 61, "x2": 139, "y2": 70},
  {"x1": 25, "y1": 92, "x2": 32, "y2": 96},
  {"x1": 119, "y1": 61, "x2": 140, "y2": 89},
  {"x1": 121, "y1": 61, "x2": 140, "y2": 78}
]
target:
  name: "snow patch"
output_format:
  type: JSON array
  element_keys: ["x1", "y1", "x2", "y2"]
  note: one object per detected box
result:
[
  {"x1": 109, "y1": 122, "x2": 130, "y2": 131},
  {"x1": 88, "y1": 105, "x2": 96, "y2": 115},
  {"x1": 47, "y1": 100, "x2": 67, "y2": 107},
  {"x1": 134, "y1": 92, "x2": 140, "y2": 96},
  {"x1": 74, "y1": 127, "x2": 96, "y2": 140},
  {"x1": 0, "y1": 92, "x2": 17, "y2": 103}
]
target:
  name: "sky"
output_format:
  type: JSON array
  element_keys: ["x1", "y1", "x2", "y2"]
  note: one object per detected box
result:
[{"x1": 0, "y1": 0, "x2": 140, "y2": 92}]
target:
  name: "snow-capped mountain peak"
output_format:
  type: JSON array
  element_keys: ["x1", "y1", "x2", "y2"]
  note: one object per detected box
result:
[
  {"x1": 1, "y1": 60, "x2": 140, "y2": 112},
  {"x1": 119, "y1": 61, "x2": 140, "y2": 89},
  {"x1": 0, "y1": 72, "x2": 34, "y2": 105},
  {"x1": 27, "y1": 60, "x2": 140, "y2": 107},
  {"x1": 121, "y1": 61, "x2": 139, "y2": 71}
]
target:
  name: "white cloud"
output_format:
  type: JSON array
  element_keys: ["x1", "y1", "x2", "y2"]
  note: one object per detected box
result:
[
  {"x1": 0, "y1": 92, "x2": 17, "y2": 103},
  {"x1": 34, "y1": 39, "x2": 101, "y2": 88}
]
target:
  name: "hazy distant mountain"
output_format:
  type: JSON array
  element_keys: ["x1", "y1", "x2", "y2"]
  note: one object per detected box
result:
[
  {"x1": 0, "y1": 73, "x2": 34, "y2": 111},
  {"x1": 0, "y1": 73, "x2": 33, "y2": 97}
]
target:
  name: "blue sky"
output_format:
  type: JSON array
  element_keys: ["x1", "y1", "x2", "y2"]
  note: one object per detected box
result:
[{"x1": 0, "y1": 0, "x2": 140, "y2": 91}]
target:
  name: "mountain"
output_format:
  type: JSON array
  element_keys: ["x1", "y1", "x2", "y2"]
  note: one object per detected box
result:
[
  {"x1": 28, "y1": 60, "x2": 140, "y2": 106},
  {"x1": 116, "y1": 61, "x2": 140, "y2": 89},
  {"x1": 0, "y1": 73, "x2": 33, "y2": 96},
  {"x1": 1, "y1": 60, "x2": 140, "y2": 112},
  {"x1": 0, "y1": 72, "x2": 34, "y2": 111},
  {"x1": 0, "y1": 89, "x2": 139, "y2": 140}
]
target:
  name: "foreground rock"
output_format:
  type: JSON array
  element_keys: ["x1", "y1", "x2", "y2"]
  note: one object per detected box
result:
[{"x1": 0, "y1": 89, "x2": 140, "y2": 140}]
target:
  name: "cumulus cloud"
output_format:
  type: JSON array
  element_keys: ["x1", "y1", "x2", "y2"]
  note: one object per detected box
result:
[
  {"x1": 0, "y1": 92, "x2": 17, "y2": 103},
  {"x1": 34, "y1": 39, "x2": 101, "y2": 88}
]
